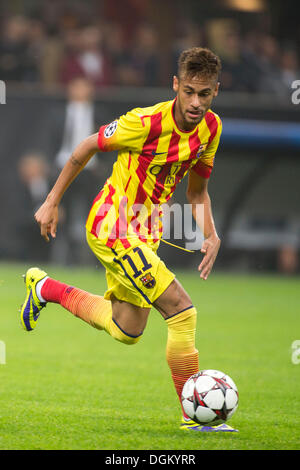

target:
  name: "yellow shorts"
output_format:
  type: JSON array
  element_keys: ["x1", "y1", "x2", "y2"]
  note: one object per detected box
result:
[{"x1": 86, "y1": 230, "x2": 175, "y2": 308}]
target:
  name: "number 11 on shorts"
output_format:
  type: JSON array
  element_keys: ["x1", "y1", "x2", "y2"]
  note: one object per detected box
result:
[{"x1": 122, "y1": 247, "x2": 152, "y2": 278}]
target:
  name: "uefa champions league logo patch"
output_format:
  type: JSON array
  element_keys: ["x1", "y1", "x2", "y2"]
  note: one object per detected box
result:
[{"x1": 104, "y1": 120, "x2": 118, "y2": 138}]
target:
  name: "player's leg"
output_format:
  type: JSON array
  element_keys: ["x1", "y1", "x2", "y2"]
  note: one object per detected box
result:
[
  {"x1": 153, "y1": 277, "x2": 193, "y2": 319},
  {"x1": 20, "y1": 230, "x2": 156, "y2": 341},
  {"x1": 110, "y1": 295, "x2": 151, "y2": 338},
  {"x1": 84, "y1": 231, "x2": 199, "y2": 408},
  {"x1": 153, "y1": 279, "x2": 199, "y2": 415},
  {"x1": 153, "y1": 278, "x2": 238, "y2": 432},
  {"x1": 20, "y1": 267, "x2": 150, "y2": 345}
]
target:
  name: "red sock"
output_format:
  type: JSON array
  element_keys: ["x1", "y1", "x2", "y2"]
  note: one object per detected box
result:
[{"x1": 41, "y1": 278, "x2": 72, "y2": 304}]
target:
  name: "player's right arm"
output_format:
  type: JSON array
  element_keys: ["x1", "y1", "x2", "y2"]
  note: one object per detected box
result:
[
  {"x1": 35, "y1": 132, "x2": 99, "y2": 242},
  {"x1": 36, "y1": 109, "x2": 147, "y2": 242}
]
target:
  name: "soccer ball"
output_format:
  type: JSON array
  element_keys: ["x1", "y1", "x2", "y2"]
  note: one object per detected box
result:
[{"x1": 181, "y1": 369, "x2": 239, "y2": 425}]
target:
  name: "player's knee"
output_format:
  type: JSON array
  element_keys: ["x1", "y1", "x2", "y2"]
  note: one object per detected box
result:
[
  {"x1": 120, "y1": 333, "x2": 142, "y2": 346},
  {"x1": 167, "y1": 305, "x2": 197, "y2": 328},
  {"x1": 154, "y1": 279, "x2": 192, "y2": 317},
  {"x1": 110, "y1": 318, "x2": 143, "y2": 345}
]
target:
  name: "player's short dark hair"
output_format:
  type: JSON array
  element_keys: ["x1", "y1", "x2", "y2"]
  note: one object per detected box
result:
[{"x1": 178, "y1": 47, "x2": 221, "y2": 81}]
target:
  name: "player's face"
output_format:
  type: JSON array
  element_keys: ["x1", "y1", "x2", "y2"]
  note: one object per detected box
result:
[{"x1": 173, "y1": 75, "x2": 219, "y2": 131}]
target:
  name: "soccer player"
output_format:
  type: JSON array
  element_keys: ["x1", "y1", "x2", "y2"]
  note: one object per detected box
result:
[{"x1": 20, "y1": 47, "x2": 237, "y2": 432}]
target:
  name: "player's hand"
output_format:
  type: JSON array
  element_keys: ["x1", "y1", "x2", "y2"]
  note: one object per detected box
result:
[
  {"x1": 198, "y1": 235, "x2": 221, "y2": 280},
  {"x1": 34, "y1": 200, "x2": 59, "y2": 242}
]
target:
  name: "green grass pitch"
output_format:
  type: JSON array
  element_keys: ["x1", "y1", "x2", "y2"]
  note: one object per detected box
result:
[{"x1": 0, "y1": 262, "x2": 299, "y2": 450}]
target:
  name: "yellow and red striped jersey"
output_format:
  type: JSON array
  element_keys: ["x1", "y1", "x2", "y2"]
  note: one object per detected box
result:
[{"x1": 86, "y1": 98, "x2": 222, "y2": 249}]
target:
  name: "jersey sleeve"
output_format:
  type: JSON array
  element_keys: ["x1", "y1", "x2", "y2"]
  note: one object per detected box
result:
[
  {"x1": 191, "y1": 115, "x2": 222, "y2": 178},
  {"x1": 97, "y1": 107, "x2": 149, "y2": 153}
]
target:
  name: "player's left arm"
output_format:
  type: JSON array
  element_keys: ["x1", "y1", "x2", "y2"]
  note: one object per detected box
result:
[{"x1": 186, "y1": 169, "x2": 221, "y2": 280}]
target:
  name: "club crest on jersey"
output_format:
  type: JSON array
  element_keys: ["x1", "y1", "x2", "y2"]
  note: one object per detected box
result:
[
  {"x1": 140, "y1": 272, "x2": 156, "y2": 289},
  {"x1": 196, "y1": 144, "x2": 207, "y2": 158},
  {"x1": 104, "y1": 120, "x2": 118, "y2": 138}
]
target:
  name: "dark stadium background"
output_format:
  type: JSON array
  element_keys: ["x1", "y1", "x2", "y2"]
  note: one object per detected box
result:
[{"x1": 0, "y1": 0, "x2": 299, "y2": 275}]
